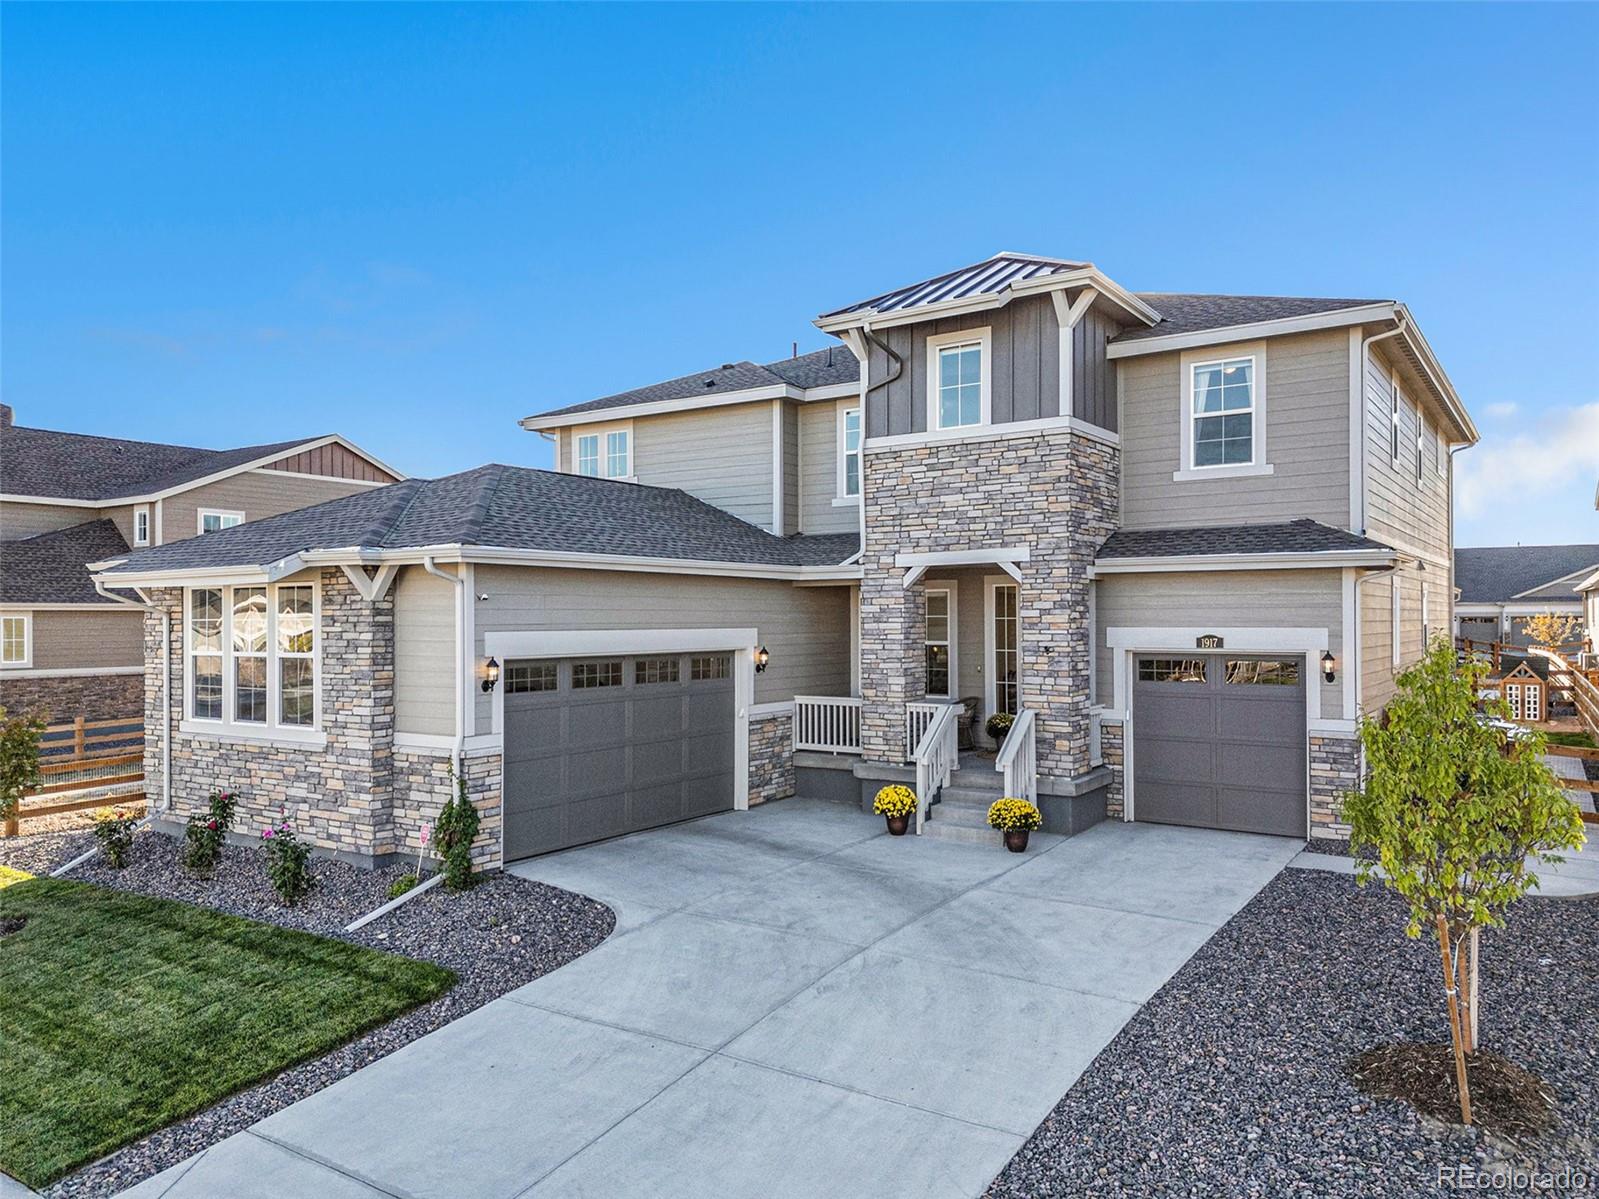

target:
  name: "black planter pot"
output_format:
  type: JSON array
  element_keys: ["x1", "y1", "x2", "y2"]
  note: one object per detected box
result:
[
  {"x1": 1003, "y1": 829, "x2": 1030, "y2": 853},
  {"x1": 886, "y1": 814, "x2": 910, "y2": 836}
]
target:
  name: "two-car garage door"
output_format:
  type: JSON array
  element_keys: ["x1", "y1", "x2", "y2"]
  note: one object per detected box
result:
[
  {"x1": 1131, "y1": 653, "x2": 1307, "y2": 837},
  {"x1": 502, "y1": 652, "x2": 735, "y2": 861}
]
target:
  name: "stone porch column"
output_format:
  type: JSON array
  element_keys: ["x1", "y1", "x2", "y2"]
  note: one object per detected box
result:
[{"x1": 859, "y1": 559, "x2": 927, "y2": 766}]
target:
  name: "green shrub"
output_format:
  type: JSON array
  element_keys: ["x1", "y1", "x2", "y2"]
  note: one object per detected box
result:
[
  {"x1": 91, "y1": 807, "x2": 140, "y2": 869},
  {"x1": 0, "y1": 707, "x2": 45, "y2": 827},
  {"x1": 261, "y1": 817, "x2": 313, "y2": 906},
  {"x1": 434, "y1": 766, "x2": 480, "y2": 892},
  {"x1": 388, "y1": 873, "x2": 420, "y2": 900},
  {"x1": 184, "y1": 789, "x2": 236, "y2": 876},
  {"x1": 985, "y1": 711, "x2": 1014, "y2": 744}
]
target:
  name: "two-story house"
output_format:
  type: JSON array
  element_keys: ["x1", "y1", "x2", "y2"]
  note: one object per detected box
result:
[
  {"x1": 0, "y1": 404, "x2": 402, "y2": 722},
  {"x1": 92, "y1": 252, "x2": 1475, "y2": 868}
]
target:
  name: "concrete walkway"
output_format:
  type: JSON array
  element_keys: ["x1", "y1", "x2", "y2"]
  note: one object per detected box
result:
[{"x1": 119, "y1": 800, "x2": 1299, "y2": 1199}]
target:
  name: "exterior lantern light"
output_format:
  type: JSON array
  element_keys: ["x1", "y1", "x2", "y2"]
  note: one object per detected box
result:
[
  {"x1": 754, "y1": 645, "x2": 771, "y2": 673},
  {"x1": 482, "y1": 657, "x2": 501, "y2": 692},
  {"x1": 1320, "y1": 650, "x2": 1336, "y2": 684}
]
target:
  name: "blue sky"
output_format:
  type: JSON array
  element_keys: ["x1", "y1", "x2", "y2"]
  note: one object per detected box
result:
[{"x1": 4, "y1": 3, "x2": 1596, "y2": 546}]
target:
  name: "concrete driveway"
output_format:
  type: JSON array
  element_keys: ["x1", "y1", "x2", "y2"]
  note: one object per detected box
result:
[{"x1": 120, "y1": 799, "x2": 1299, "y2": 1199}]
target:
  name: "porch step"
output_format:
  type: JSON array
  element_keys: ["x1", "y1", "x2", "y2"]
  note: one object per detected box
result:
[
  {"x1": 927, "y1": 801, "x2": 994, "y2": 831},
  {"x1": 943, "y1": 768, "x2": 1005, "y2": 793},
  {"x1": 920, "y1": 821, "x2": 1004, "y2": 845}
]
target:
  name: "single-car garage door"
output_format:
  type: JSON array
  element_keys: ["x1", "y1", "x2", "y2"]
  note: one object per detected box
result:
[
  {"x1": 1132, "y1": 654, "x2": 1307, "y2": 837},
  {"x1": 502, "y1": 652, "x2": 736, "y2": 861}
]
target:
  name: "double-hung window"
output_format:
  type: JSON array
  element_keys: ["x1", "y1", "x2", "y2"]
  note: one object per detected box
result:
[
  {"x1": 925, "y1": 588, "x2": 952, "y2": 697},
  {"x1": 134, "y1": 506, "x2": 151, "y2": 546},
  {"x1": 1390, "y1": 374, "x2": 1404, "y2": 467},
  {"x1": 927, "y1": 328, "x2": 990, "y2": 432},
  {"x1": 1415, "y1": 408, "x2": 1426, "y2": 485},
  {"x1": 188, "y1": 583, "x2": 318, "y2": 734},
  {"x1": 1, "y1": 614, "x2": 30, "y2": 667},
  {"x1": 838, "y1": 407, "x2": 861, "y2": 498},
  {"x1": 1190, "y1": 357, "x2": 1255, "y2": 467},
  {"x1": 574, "y1": 425, "x2": 632, "y2": 479}
]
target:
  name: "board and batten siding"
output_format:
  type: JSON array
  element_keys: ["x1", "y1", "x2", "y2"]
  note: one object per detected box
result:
[
  {"x1": 625, "y1": 401, "x2": 775, "y2": 530},
  {"x1": 862, "y1": 295, "x2": 1120, "y2": 439},
  {"x1": 1118, "y1": 328, "x2": 1351, "y2": 530},
  {"x1": 1361, "y1": 343, "x2": 1451, "y2": 568},
  {"x1": 391, "y1": 563, "x2": 854, "y2": 736},
  {"x1": 797, "y1": 399, "x2": 858, "y2": 534},
  {"x1": 1095, "y1": 568, "x2": 1346, "y2": 721},
  {"x1": 163, "y1": 472, "x2": 387, "y2": 543},
  {"x1": 782, "y1": 402, "x2": 800, "y2": 536}
]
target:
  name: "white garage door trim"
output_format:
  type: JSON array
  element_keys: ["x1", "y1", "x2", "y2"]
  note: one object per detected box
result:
[
  {"x1": 1106, "y1": 626, "x2": 1328, "y2": 832},
  {"x1": 485, "y1": 628, "x2": 759, "y2": 824}
]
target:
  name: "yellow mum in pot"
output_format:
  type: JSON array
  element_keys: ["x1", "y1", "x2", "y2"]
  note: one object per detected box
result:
[
  {"x1": 986, "y1": 798, "x2": 1042, "y2": 832},
  {"x1": 872, "y1": 785, "x2": 917, "y2": 819}
]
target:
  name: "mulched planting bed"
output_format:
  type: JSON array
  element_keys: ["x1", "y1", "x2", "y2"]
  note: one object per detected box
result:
[
  {"x1": 1350, "y1": 1044, "x2": 1557, "y2": 1140},
  {"x1": 987, "y1": 866, "x2": 1599, "y2": 1198},
  {"x1": 0, "y1": 829, "x2": 614, "y2": 1199}
]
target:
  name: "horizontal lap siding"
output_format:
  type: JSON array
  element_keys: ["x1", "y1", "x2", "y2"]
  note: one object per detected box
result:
[
  {"x1": 631, "y1": 402, "x2": 774, "y2": 529},
  {"x1": 394, "y1": 566, "x2": 458, "y2": 737},
  {"x1": 1096, "y1": 568, "x2": 1345, "y2": 721},
  {"x1": 163, "y1": 473, "x2": 389, "y2": 543},
  {"x1": 1360, "y1": 564, "x2": 1431, "y2": 718},
  {"x1": 28, "y1": 608, "x2": 143, "y2": 669},
  {"x1": 1, "y1": 501, "x2": 95, "y2": 539},
  {"x1": 1119, "y1": 329, "x2": 1351, "y2": 529},
  {"x1": 798, "y1": 400, "x2": 856, "y2": 534},
  {"x1": 1363, "y1": 344, "x2": 1451, "y2": 567}
]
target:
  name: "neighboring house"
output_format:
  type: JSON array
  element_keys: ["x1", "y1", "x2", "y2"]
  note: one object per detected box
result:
[
  {"x1": 94, "y1": 252, "x2": 1476, "y2": 869},
  {"x1": 1452, "y1": 543, "x2": 1599, "y2": 648},
  {"x1": 0, "y1": 403, "x2": 402, "y2": 721}
]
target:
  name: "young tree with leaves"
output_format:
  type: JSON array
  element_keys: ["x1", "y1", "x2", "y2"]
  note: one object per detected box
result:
[
  {"x1": 1518, "y1": 611, "x2": 1582, "y2": 650},
  {"x1": 1343, "y1": 638, "x2": 1585, "y2": 1124},
  {"x1": 0, "y1": 707, "x2": 46, "y2": 836}
]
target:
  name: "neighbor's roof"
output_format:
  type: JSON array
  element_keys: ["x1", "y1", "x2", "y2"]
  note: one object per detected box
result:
[
  {"x1": 1, "y1": 519, "x2": 131, "y2": 605},
  {"x1": 820, "y1": 252, "x2": 1089, "y2": 320},
  {"x1": 1454, "y1": 544, "x2": 1599, "y2": 604},
  {"x1": 1112, "y1": 293, "x2": 1389, "y2": 343},
  {"x1": 95, "y1": 466, "x2": 861, "y2": 576},
  {"x1": 530, "y1": 345, "x2": 859, "y2": 422},
  {"x1": 0, "y1": 423, "x2": 337, "y2": 502},
  {"x1": 1097, "y1": 519, "x2": 1394, "y2": 560}
]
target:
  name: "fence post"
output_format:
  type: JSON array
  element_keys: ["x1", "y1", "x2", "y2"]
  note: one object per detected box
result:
[{"x1": 73, "y1": 716, "x2": 86, "y2": 760}]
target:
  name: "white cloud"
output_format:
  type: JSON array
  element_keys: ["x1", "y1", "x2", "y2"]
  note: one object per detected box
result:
[
  {"x1": 1455, "y1": 402, "x2": 1599, "y2": 521},
  {"x1": 1483, "y1": 401, "x2": 1519, "y2": 417}
]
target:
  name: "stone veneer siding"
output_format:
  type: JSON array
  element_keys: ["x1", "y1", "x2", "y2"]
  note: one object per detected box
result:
[
  {"x1": 392, "y1": 746, "x2": 504, "y2": 869},
  {"x1": 142, "y1": 570, "x2": 501, "y2": 867},
  {"x1": 859, "y1": 428, "x2": 1119, "y2": 782},
  {"x1": 0, "y1": 672, "x2": 142, "y2": 724},
  {"x1": 1309, "y1": 733, "x2": 1361, "y2": 839},
  {"x1": 1100, "y1": 719, "x2": 1125, "y2": 819},
  {"x1": 748, "y1": 709, "x2": 795, "y2": 806}
]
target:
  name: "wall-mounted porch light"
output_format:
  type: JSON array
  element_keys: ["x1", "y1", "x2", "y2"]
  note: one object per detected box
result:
[
  {"x1": 754, "y1": 645, "x2": 771, "y2": 673},
  {"x1": 481, "y1": 657, "x2": 501, "y2": 692},
  {"x1": 1320, "y1": 650, "x2": 1337, "y2": 684}
]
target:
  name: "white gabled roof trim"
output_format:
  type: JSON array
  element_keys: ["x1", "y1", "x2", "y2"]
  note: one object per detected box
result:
[
  {"x1": 1104, "y1": 304, "x2": 1398, "y2": 359},
  {"x1": 520, "y1": 376, "x2": 864, "y2": 432},
  {"x1": 814, "y1": 267, "x2": 1158, "y2": 335},
  {"x1": 1509, "y1": 563, "x2": 1599, "y2": 600}
]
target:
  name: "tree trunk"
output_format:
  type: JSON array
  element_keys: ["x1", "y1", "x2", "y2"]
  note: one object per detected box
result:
[
  {"x1": 1468, "y1": 928, "x2": 1480, "y2": 1050},
  {"x1": 1436, "y1": 916, "x2": 1473, "y2": 1125},
  {"x1": 1456, "y1": 932, "x2": 1474, "y2": 1054}
]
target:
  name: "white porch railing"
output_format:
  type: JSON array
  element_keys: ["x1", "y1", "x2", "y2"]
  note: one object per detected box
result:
[
  {"x1": 996, "y1": 707, "x2": 1037, "y2": 803},
  {"x1": 913, "y1": 702, "x2": 960, "y2": 834},
  {"x1": 905, "y1": 701, "x2": 959, "y2": 761},
  {"x1": 793, "y1": 696, "x2": 864, "y2": 754}
]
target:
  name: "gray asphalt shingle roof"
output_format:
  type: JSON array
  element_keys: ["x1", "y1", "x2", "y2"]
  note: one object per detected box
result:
[
  {"x1": 96, "y1": 466, "x2": 861, "y2": 575},
  {"x1": 1097, "y1": 520, "x2": 1393, "y2": 560},
  {"x1": 0, "y1": 422, "x2": 328, "y2": 502},
  {"x1": 531, "y1": 345, "x2": 860, "y2": 422},
  {"x1": 1113, "y1": 294, "x2": 1387, "y2": 343},
  {"x1": 1, "y1": 519, "x2": 131, "y2": 604},
  {"x1": 1454, "y1": 545, "x2": 1599, "y2": 603}
]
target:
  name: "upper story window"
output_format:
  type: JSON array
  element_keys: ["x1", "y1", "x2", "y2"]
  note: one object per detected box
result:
[
  {"x1": 926, "y1": 327, "x2": 991, "y2": 432},
  {"x1": 1, "y1": 614, "x2": 30, "y2": 667},
  {"x1": 1415, "y1": 410, "x2": 1426, "y2": 485},
  {"x1": 199, "y1": 509, "x2": 244, "y2": 534},
  {"x1": 1191, "y1": 356, "x2": 1255, "y2": 467},
  {"x1": 187, "y1": 583, "x2": 319, "y2": 734},
  {"x1": 1389, "y1": 373, "x2": 1404, "y2": 467},
  {"x1": 574, "y1": 425, "x2": 632, "y2": 479},
  {"x1": 838, "y1": 407, "x2": 861, "y2": 497},
  {"x1": 134, "y1": 506, "x2": 151, "y2": 546}
]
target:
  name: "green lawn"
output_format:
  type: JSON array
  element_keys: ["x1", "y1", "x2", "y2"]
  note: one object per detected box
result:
[
  {"x1": 1545, "y1": 730, "x2": 1596, "y2": 749},
  {"x1": 0, "y1": 878, "x2": 455, "y2": 1189}
]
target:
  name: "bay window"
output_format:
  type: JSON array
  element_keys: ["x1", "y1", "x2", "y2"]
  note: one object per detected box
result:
[{"x1": 187, "y1": 583, "x2": 318, "y2": 734}]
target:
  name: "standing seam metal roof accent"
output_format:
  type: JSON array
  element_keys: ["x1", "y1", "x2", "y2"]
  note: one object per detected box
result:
[{"x1": 820, "y1": 253, "x2": 1089, "y2": 318}]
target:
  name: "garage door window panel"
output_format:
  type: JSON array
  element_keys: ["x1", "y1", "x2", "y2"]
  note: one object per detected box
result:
[
  {"x1": 635, "y1": 657, "x2": 680, "y2": 685},
  {"x1": 573, "y1": 660, "x2": 623, "y2": 688},
  {"x1": 1224, "y1": 658, "x2": 1300, "y2": 685},
  {"x1": 691, "y1": 655, "x2": 730, "y2": 681},
  {"x1": 1138, "y1": 658, "x2": 1208, "y2": 683},
  {"x1": 506, "y1": 662, "x2": 557, "y2": 693}
]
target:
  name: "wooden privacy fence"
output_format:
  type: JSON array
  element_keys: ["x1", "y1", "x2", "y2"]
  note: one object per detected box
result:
[{"x1": 4, "y1": 716, "x2": 144, "y2": 836}]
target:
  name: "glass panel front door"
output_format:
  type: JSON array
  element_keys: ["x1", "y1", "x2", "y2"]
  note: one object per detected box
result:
[{"x1": 992, "y1": 583, "x2": 1018, "y2": 716}]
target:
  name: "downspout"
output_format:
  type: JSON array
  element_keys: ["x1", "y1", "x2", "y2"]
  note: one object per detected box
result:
[
  {"x1": 94, "y1": 579, "x2": 171, "y2": 814},
  {"x1": 1355, "y1": 316, "x2": 1409, "y2": 534},
  {"x1": 855, "y1": 321, "x2": 904, "y2": 553},
  {"x1": 422, "y1": 557, "x2": 467, "y2": 775}
]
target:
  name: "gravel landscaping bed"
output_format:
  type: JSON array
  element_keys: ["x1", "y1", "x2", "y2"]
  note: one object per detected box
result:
[
  {"x1": 1, "y1": 829, "x2": 614, "y2": 1199},
  {"x1": 987, "y1": 866, "x2": 1599, "y2": 1198}
]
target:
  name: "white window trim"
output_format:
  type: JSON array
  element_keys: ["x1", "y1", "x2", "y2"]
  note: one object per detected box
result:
[
  {"x1": 923, "y1": 583, "x2": 957, "y2": 700},
  {"x1": 1173, "y1": 342, "x2": 1273, "y2": 482},
  {"x1": 198, "y1": 508, "x2": 245, "y2": 535},
  {"x1": 925, "y1": 326, "x2": 992, "y2": 433},
  {"x1": 1391, "y1": 575, "x2": 1402, "y2": 669},
  {"x1": 984, "y1": 576, "x2": 1021, "y2": 722},
  {"x1": 0, "y1": 613, "x2": 32, "y2": 668},
  {"x1": 1414, "y1": 404, "x2": 1426, "y2": 486},
  {"x1": 571, "y1": 420, "x2": 635, "y2": 481},
  {"x1": 1434, "y1": 419, "x2": 1448, "y2": 477},
  {"x1": 183, "y1": 582, "x2": 322, "y2": 741},
  {"x1": 836, "y1": 405, "x2": 862, "y2": 500},
  {"x1": 1389, "y1": 370, "x2": 1405, "y2": 469},
  {"x1": 133, "y1": 505, "x2": 151, "y2": 547}
]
